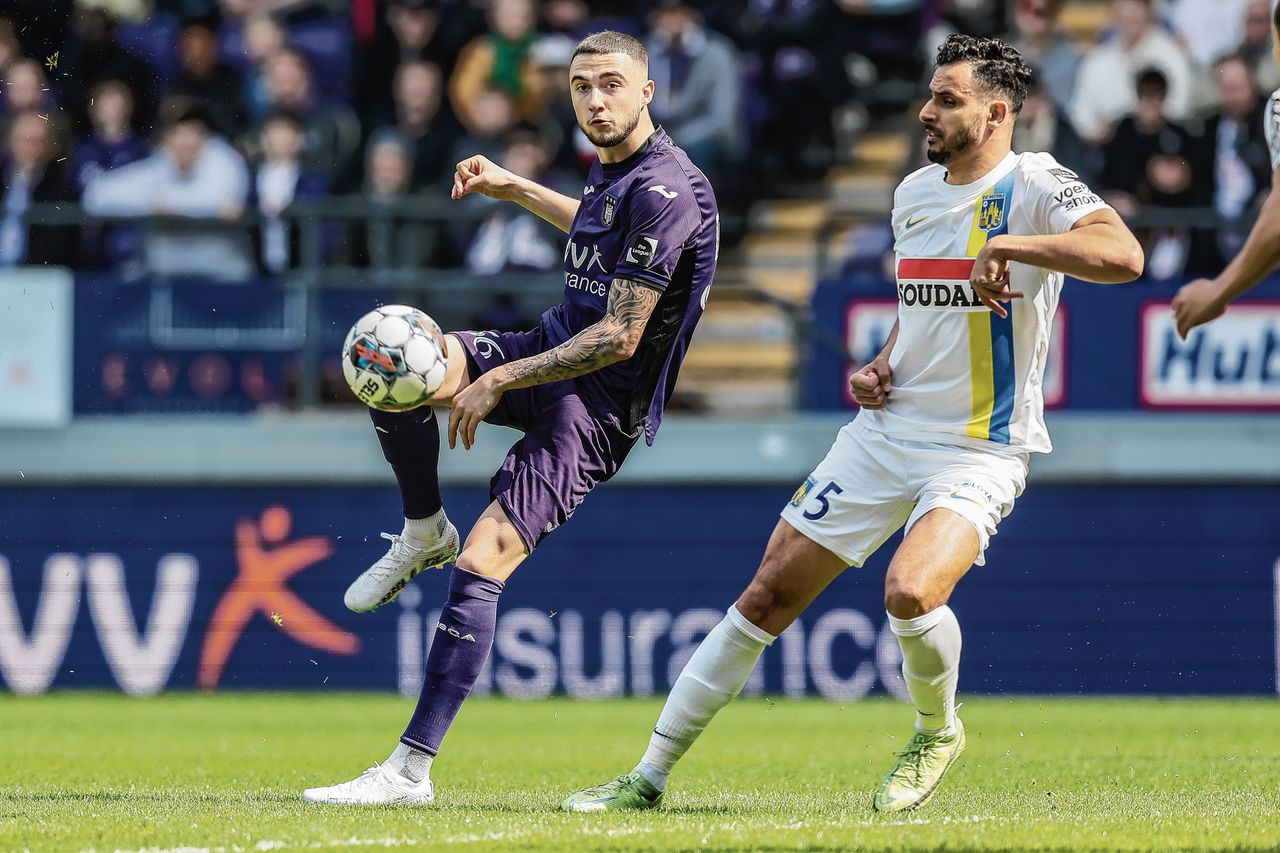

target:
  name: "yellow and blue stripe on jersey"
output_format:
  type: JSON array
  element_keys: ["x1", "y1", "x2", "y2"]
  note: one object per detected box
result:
[{"x1": 963, "y1": 173, "x2": 1016, "y2": 444}]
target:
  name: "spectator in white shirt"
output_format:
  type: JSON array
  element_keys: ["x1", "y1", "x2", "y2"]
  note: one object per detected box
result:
[
  {"x1": 83, "y1": 108, "x2": 253, "y2": 281},
  {"x1": 1070, "y1": 0, "x2": 1195, "y2": 142},
  {"x1": 1169, "y1": 0, "x2": 1249, "y2": 67}
]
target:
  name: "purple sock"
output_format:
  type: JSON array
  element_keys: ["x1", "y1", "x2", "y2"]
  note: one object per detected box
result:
[
  {"x1": 401, "y1": 567, "x2": 504, "y2": 754},
  {"x1": 370, "y1": 407, "x2": 442, "y2": 518}
]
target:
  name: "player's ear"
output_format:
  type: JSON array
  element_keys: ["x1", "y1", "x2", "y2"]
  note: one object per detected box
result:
[
  {"x1": 988, "y1": 100, "x2": 1009, "y2": 127},
  {"x1": 642, "y1": 78, "x2": 654, "y2": 106}
]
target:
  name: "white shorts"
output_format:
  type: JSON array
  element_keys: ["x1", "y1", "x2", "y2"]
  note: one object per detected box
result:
[{"x1": 780, "y1": 417, "x2": 1029, "y2": 568}]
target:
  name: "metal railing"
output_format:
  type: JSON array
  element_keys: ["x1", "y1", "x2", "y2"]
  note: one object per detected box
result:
[
  {"x1": 14, "y1": 198, "x2": 1259, "y2": 409},
  {"x1": 20, "y1": 199, "x2": 568, "y2": 406},
  {"x1": 814, "y1": 204, "x2": 1261, "y2": 282}
]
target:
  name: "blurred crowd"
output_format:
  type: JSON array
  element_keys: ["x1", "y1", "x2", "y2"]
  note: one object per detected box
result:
[
  {"x1": 0, "y1": 0, "x2": 1273, "y2": 287},
  {"x1": 0, "y1": 0, "x2": 956, "y2": 286},
  {"x1": 1005, "y1": 0, "x2": 1280, "y2": 279}
]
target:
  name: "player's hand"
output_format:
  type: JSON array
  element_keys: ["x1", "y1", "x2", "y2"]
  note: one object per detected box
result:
[
  {"x1": 849, "y1": 356, "x2": 892, "y2": 409},
  {"x1": 451, "y1": 155, "x2": 519, "y2": 202},
  {"x1": 448, "y1": 374, "x2": 503, "y2": 450},
  {"x1": 1171, "y1": 278, "x2": 1225, "y2": 340},
  {"x1": 971, "y1": 239, "x2": 1024, "y2": 319}
]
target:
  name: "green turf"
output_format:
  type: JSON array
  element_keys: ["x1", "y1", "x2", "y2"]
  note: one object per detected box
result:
[{"x1": 3, "y1": 693, "x2": 1280, "y2": 852}]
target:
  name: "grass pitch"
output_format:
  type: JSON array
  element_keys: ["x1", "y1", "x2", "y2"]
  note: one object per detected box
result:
[{"x1": 3, "y1": 693, "x2": 1280, "y2": 852}]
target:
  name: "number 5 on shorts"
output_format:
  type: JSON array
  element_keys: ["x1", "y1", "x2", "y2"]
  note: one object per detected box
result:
[{"x1": 803, "y1": 481, "x2": 844, "y2": 520}]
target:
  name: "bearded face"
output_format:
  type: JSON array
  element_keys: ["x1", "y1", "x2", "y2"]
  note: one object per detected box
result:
[
  {"x1": 569, "y1": 52, "x2": 650, "y2": 150},
  {"x1": 924, "y1": 113, "x2": 985, "y2": 165},
  {"x1": 918, "y1": 63, "x2": 1000, "y2": 168}
]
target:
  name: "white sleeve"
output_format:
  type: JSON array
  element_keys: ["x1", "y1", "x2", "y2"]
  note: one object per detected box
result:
[
  {"x1": 1266, "y1": 90, "x2": 1280, "y2": 174},
  {"x1": 1022, "y1": 154, "x2": 1112, "y2": 235},
  {"x1": 81, "y1": 157, "x2": 162, "y2": 215},
  {"x1": 889, "y1": 184, "x2": 903, "y2": 241}
]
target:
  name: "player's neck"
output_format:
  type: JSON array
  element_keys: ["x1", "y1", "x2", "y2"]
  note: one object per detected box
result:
[
  {"x1": 943, "y1": 144, "x2": 1013, "y2": 186},
  {"x1": 598, "y1": 116, "x2": 658, "y2": 165}
]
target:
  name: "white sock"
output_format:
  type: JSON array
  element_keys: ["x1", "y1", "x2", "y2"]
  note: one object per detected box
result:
[
  {"x1": 888, "y1": 605, "x2": 962, "y2": 735},
  {"x1": 403, "y1": 508, "x2": 446, "y2": 544},
  {"x1": 387, "y1": 741, "x2": 433, "y2": 783},
  {"x1": 634, "y1": 606, "x2": 775, "y2": 790}
]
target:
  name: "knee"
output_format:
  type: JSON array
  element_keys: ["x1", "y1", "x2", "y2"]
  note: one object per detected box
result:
[
  {"x1": 456, "y1": 533, "x2": 526, "y2": 581},
  {"x1": 735, "y1": 574, "x2": 799, "y2": 630},
  {"x1": 734, "y1": 580, "x2": 774, "y2": 626},
  {"x1": 884, "y1": 579, "x2": 941, "y2": 620}
]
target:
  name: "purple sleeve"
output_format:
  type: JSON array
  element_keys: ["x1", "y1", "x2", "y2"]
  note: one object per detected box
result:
[{"x1": 612, "y1": 183, "x2": 703, "y2": 291}]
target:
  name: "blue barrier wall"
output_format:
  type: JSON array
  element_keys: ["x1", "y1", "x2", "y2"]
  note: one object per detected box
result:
[
  {"x1": 2, "y1": 484, "x2": 1276, "y2": 697},
  {"x1": 803, "y1": 273, "x2": 1280, "y2": 412},
  {"x1": 73, "y1": 277, "x2": 393, "y2": 413}
]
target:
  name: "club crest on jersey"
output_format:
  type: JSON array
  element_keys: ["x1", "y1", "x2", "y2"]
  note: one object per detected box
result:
[
  {"x1": 977, "y1": 193, "x2": 1007, "y2": 232},
  {"x1": 602, "y1": 195, "x2": 617, "y2": 227},
  {"x1": 790, "y1": 477, "x2": 817, "y2": 508}
]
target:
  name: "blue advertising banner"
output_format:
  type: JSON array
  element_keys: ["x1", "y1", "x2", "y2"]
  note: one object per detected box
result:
[
  {"x1": 72, "y1": 276, "x2": 391, "y2": 413},
  {"x1": 1, "y1": 485, "x2": 1277, "y2": 697},
  {"x1": 802, "y1": 273, "x2": 1280, "y2": 412}
]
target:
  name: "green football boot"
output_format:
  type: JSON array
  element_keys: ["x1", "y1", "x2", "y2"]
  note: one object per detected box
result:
[
  {"x1": 561, "y1": 771, "x2": 664, "y2": 813},
  {"x1": 872, "y1": 717, "x2": 966, "y2": 812}
]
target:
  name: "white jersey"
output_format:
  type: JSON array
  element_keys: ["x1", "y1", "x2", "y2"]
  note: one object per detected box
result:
[
  {"x1": 1266, "y1": 87, "x2": 1280, "y2": 173},
  {"x1": 859, "y1": 151, "x2": 1110, "y2": 454}
]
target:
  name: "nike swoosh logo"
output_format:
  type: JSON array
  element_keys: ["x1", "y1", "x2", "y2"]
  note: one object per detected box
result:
[
  {"x1": 652, "y1": 729, "x2": 680, "y2": 742},
  {"x1": 905, "y1": 215, "x2": 929, "y2": 229}
]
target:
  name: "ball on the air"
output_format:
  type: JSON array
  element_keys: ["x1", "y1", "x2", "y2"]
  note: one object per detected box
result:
[{"x1": 341, "y1": 305, "x2": 448, "y2": 411}]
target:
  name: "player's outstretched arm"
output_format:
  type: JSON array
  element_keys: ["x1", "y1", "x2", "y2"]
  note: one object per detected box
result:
[
  {"x1": 446, "y1": 278, "x2": 661, "y2": 449},
  {"x1": 978, "y1": 209, "x2": 1144, "y2": 285},
  {"x1": 451, "y1": 154, "x2": 580, "y2": 233},
  {"x1": 1173, "y1": 166, "x2": 1280, "y2": 338}
]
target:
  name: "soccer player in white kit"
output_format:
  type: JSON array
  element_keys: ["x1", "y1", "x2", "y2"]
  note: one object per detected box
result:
[
  {"x1": 563, "y1": 34, "x2": 1144, "y2": 814},
  {"x1": 1172, "y1": 1, "x2": 1280, "y2": 337}
]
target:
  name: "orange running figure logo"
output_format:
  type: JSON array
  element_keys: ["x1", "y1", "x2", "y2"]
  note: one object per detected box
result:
[{"x1": 197, "y1": 505, "x2": 360, "y2": 689}]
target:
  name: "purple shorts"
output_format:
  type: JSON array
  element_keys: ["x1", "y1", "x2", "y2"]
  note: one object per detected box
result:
[{"x1": 453, "y1": 328, "x2": 637, "y2": 551}]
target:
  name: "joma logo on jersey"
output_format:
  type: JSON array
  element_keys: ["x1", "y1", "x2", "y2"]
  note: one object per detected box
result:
[{"x1": 977, "y1": 193, "x2": 1007, "y2": 232}]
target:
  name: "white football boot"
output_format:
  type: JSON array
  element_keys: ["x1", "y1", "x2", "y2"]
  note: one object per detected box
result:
[
  {"x1": 302, "y1": 763, "x2": 435, "y2": 806},
  {"x1": 344, "y1": 512, "x2": 460, "y2": 613}
]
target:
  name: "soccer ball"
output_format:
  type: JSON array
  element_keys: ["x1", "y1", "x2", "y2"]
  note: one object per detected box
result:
[{"x1": 341, "y1": 305, "x2": 448, "y2": 411}]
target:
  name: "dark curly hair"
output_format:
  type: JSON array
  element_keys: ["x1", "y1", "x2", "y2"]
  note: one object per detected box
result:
[{"x1": 934, "y1": 34, "x2": 1034, "y2": 114}]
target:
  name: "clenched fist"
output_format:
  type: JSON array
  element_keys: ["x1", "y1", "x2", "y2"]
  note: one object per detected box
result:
[{"x1": 850, "y1": 356, "x2": 892, "y2": 409}]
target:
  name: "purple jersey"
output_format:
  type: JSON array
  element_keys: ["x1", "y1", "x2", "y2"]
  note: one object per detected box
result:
[{"x1": 542, "y1": 127, "x2": 718, "y2": 445}]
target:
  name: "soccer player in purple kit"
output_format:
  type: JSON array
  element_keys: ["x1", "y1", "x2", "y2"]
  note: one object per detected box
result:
[{"x1": 302, "y1": 30, "x2": 719, "y2": 806}]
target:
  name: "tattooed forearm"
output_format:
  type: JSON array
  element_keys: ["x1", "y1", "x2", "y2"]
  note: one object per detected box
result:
[{"x1": 492, "y1": 278, "x2": 661, "y2": 390}]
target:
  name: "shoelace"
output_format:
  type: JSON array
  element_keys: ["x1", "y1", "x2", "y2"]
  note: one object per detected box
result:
[
  {"x1": 369, "y1": 533, "x2": 423, "y2": 578},
  {"x1": 333, "y1": 762, "x2": 418, "y2": 797},
  {"x1": 332, "y1": 762, "x2": 386, "y2": 794},
  {"x1": 583, "y1": 775, "x2": 634, "y2": 798},
  {"x1": 890, "y1": 734, "x2": 935, "y2": 786},
  {"x1": 890, "y1": 705, "x2": 963, "y2": 787}
]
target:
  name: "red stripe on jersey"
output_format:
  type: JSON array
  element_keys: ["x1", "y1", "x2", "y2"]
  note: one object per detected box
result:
[{"x1": 897, "y1": 258, "x2": 975, "y2": 280}]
